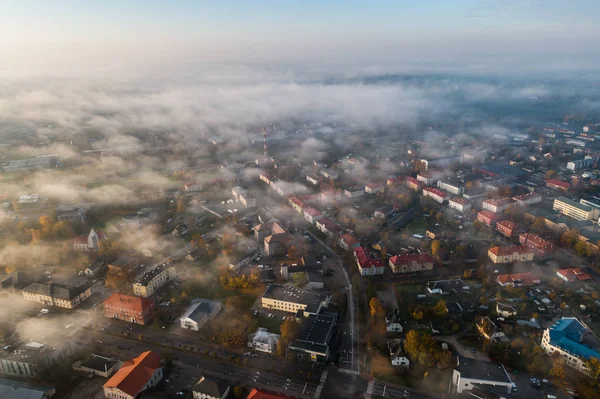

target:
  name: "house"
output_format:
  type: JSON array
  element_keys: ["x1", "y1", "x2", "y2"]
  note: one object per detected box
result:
[
  {"x1": 248, "y1": 328, "x2": 281, "y2": 354},
  {"x1": 337, "y1": 234, "x2": 360, "y2": 251},
  {"x1": 0, "y1": 377, "x2": 56, "y2": 399},
  {"x1": 365, "y1": 182, "x2": 384, "y2": 194},
  {"x1": 184, "y1": 181, "x2": 203, "y2": 192},
  {"x1": 477, "y1": 210, "x2": 499, "y2": 227},
  {"x1": 179, "y1": 298, "x2": 222, "y2": 331},
  {"x1": 192, "y1": 376, "x2": 230, "y2": 399},
  {"x1": 303, "y1": 207, "x2": 323, "y2": 224},
  {"x1": 477, "y1": 316, "x2": 509, "y2": 343},
  {"x1": 546, "y1": 179, "x2": 571, "y2": 192},
  {"x1": 495, "y1": 220, "x2": 517, "y2": 238},
  {"x1": 519, "y1": 233, "x2": 558, "y2": 259},
  {"x1": 264, "y1": 232, "x2": 293, "y2": 256},
  {"x1": 426, "y1": 279, "x2": 470, "y2": 295},
  {"x1": 104, "y1": 293, "x2": 155, "y2": 325},
  {"x1": 259, "y1": 172, "x2": 273, "y2": 185},
  {"x1": 344, "y1": 186, "x2": 364, "y2": 198},
  {"x1": 22, "y1": 278, "x2": 92, "y2": 309},
  {"x1": 288, "y1": 312, "x2": 336, "y2": 363},
  {"x1": 451, "y1": 356, "x2": 513, "y2": 396},
  {"x1": 320, "y1": 189, "x2": 342, "y2": 203},
  {"x1": 232, "y1": 186, "x2": 256, "y2": 208},
  {"x1": 306, "y1": 173, "x2": 319, "y2": 185},
  {"x1": 305, "y1": 270, "x2": 325, "y2": 290},
  {"x1": 0, "y1": 339, "x2": 78, "y2": 378},
  {"x1": 321, "y1": 169, "x2": 338, "y2": 180},
  {"x1": 288, "y1": 196, "x2": 305, "y2": 214},
  {"x1": 487, "y1": 246, "x2": 535, "y2": 264},
  {"x1": 85, "y1": 257, "x2": 109, "y2": 277},
  {"x1": 132, "y1": 264, "x2": 176, "y2": 298},
  {"x1": 553, "y1": 197, "x2": 599, "y2": 221},
  {"x1": 387, "y1": 339, "x2": 410, "y2": 367},
  {"x1": 388, "y1": 253, "x2": 434, "y2": 274},
  {"x1": 103, "y1": 351, "x2": 163, "y2": 399},
  {"x1": 541, "y1": 318, "x2": 600, "y2": 373},
  {"x1": 247, "y1": 388, "x2": 288, "y2": 399},
  {"x1": 496, "y1": 272, "x2": 540, "y2": 287},
  {"x1": 482, "y1": 198, "x2": 514, "y2": 213},
  {"x1": 172, "y1": 224, "x2": 188, "y2": 237},
  {"x1": 406, "y1": 177, "x2": 420, "y2": 191},
  {"x1": 416, "y1": 171, "x2": 438, "y2": 185},
  {"x1": 556, "y1": 268, "x2": 593, "y2": 282},
  {"x1": 261, "y1": 284, "x2": 330, "y2": 317},
  {"x1": 437, "y1": 179, "x2": 464, "y2": 195},
  {"x1": 73, "y1": 228, "x2": 106, "y2": 251},
  {"x1": 373, "y1": 206, "x2": 392, "y2": 219},
  {"x1": 56, "y1": 204, "x2": 88, "y2": 223},
  {"x1": 315, "y1": 218, "x2": 341, "y2": 238},
  {"x1": 448, "y1": 197, "x2": 471, "y2": 212},
  {"x1": 496, "y1": 303, "x2": 517, "y2": 318},
  {"x1": 75, "y1": 354, "x2": 122, "y2": 378},
  {"x1": 386, "y1": 309, "x2": 403, "y2": 333},
  {"x1": 422, "y1": 187, "x2": 447, "y2": 203},
  {"x1": 354, "y1": 247, "x2": 385, "y2": 276},
  {"x1": 512, "y1": 192, "x2": 542, "y2": 206},
  {"x1": 254, "y1": 221, "x2": 286, "y2": 242}
]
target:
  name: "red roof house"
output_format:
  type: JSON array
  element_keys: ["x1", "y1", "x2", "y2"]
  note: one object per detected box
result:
[{"x1": 103, "y1": 351, "x2": 163, "y2": 398}]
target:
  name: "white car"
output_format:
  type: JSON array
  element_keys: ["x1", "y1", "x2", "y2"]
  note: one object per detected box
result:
[{"x1": 40, "y1": 309, "x2": 49, "y2": 314}]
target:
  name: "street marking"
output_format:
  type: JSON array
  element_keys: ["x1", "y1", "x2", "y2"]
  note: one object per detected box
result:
[
  {"x1": 313, "y1": 370, "x2": 328, "y2": 398},
  {"x1": 365, "y1": 379, "x2": 375, "y2": 398}
]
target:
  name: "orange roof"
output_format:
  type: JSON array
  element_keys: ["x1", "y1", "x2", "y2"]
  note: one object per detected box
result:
[
  {"x1": 247, "y1": 388, "x2": 290, "y2": 399},
  {"x1": 557, "y1": 268, "x2": 592, "y2": 282},
  {"x1": 496, "y1": 220, "x2": 516, "y2": 230},
  {"x1": 489, "y1": 245, "x2": 534, "y2": 257},
  {"x1": 103, "y1": 351, "x2": 161, "y2": 397},
  {"x1": 496, "y1": 272, "x2": 539, "y2": 286}
]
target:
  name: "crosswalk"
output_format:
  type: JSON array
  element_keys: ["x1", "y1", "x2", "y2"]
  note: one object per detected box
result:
[
  {"x1": 366, "y1": 379, "x2": 375, "y2": 398},
  {"x1": 314, "y1": 370, "x2": 328, "y2": 398},
  {"x1": 338, "y1": 367, "x2": 360, "y2": 376}
]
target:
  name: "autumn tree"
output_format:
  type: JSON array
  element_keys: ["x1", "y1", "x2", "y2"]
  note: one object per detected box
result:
[
  {"x1": 549, "y1": 354, "x2": 566, "y2": 379},
  {"x1": 280, "y1": 319, "x2": 301, "y2": 343},
  {"x1": 433, "y1": 299, "x2": 448, "y2": 316},
  {"x1": 431, "y1": 240, "x2": 442, "y2": 257},
  {"x1": 369, "y1": 297, "x2": 385, "y2": 316},
  {"x1": 292, "y1": 272, "x2": 308, "y2": 287},
  {"x1": 176, "y1": 195, "x2": 186, "y2": 213}
]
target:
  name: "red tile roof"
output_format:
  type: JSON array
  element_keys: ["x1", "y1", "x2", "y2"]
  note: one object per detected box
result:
[
  {"x1": 304, "y1": 207, "x2": 322, "y2": 217},
  {"x1": 423, "y1": 187, "x2": 447, "y2": 197},
  {"x1": 478, "y1": 210, "x2": 499, "y2": 220},
  {"x1": 449, "y1": 197, "x2": 470, "y2": 205},
  {"x1": 557, "y1": 268, "x2": 592, "y2": 282},
  {"x1": 247, "y1": 388, "x2": 289, "y2": 399},
  {"x1": 103, "y1": 351, "x2": 161, "y2": 397},
  {"x1": 340, "y1": 234, "x2": 359, "y2": 246},
  {"x1": 406, "y1": 177, "x2": 419, "y2": 185},
  {"x1": 488, "y1": 245, "x2": 535, "y2": 257},
  {"x1": 483, "y1": 197, "x2": 514, "y2": 207},
  {"x1": 389, "y1": 253, "x2": 434, "y2": 266},
  {"x1": 496, "y1": 272, "x2": 539, "y2": 286},
  {"x1": 354, "y1": 247, "x2": 384, "y2": 269},
  {"x1": 512, "y1": 192, "x2": 541, "y2": 202},
  {"x1": 366, "y1": 182, "x2": 383, "y2": 189},
  {"x1": 289, "y1": 196, "x2": 305, "y2": 207},
  {"x1": 73, "y1": 236, "x2": 88, "y2": 244},
  {"x1": 318, "y1": 218, "x2": 341, "y2": 232},
  {"x1": 546, "y1": 179, "x2": 571, "y2": 189},
  {"x1": 496, "y1": 220, "x2": 516, "y2": 231}
]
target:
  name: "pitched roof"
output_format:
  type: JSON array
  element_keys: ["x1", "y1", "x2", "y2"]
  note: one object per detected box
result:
[
  {"x1": 354, "y1": 247, "x2": 384, "y2": 269},
  {"x1": 389, "y1": 253, "x2": 434, "y2": 266},
  {"x1": 247, "y1": 388, "x2": 289, "y2": 399},
  {"x1": 496, "y1": 220, "x2": 516, "y2": 230},
  {"x1": 557, "y1": 268, "x2": 592, "y2": 282},
  {"x1": 423, "y1": 187, "x2": 447, "y2": 197},
  {"x1": 496, "y1": 272, "x2": 539, "y2": 286},
  {"x1": 449, "y1": 197, "x2": 470, "y2": 205},
  {"x1": 103, "y1": 351, "x2": 161, "y2": 397},
  {"x1": 477, "y1": 210, "x2": 499, "y2": 220},
  {"x1": 546, "y1": 179, "x2": 571, "y2": 189},
  {"x1": 192, "y1": 376, "x2": 229, "y2": 397},
  {"x1": 488, "y1": 246, "x2": 534, "y2": 257}
]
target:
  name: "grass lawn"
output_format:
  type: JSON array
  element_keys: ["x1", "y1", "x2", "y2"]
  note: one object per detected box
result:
[
  {"x1": 402, "y1": 214, "x2": 430, "y2": 235},
  {"x1": 256, "y1": 314, "x2": 283, "y2": 334}
]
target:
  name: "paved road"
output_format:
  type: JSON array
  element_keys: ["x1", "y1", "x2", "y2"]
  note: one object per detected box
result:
[{"x1": 370, "y1": 379, "x2": 437, "y2": 399}]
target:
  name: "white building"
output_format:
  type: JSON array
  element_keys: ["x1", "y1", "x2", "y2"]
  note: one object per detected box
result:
[
  {"x1": 387, "y1": 340, "x2": 410, "y2": 368},
  {"x1": 179, "y1": 298, "x2": 222, "y2": 331},
  {"x1": 103, "y1": 351, "x2": 163, "y2": 399},
  {"x1": 192, "y1": 376, "x2": 230, "y2": 399},
  {"x1": 73, "y1": 228, "x2": 106, "y2": 251},
  {"x1": 365, "y1": 182, "x2": 384, "y2": 194},
  {"x1": 132, "y1": 264, "x2": 176, "y2": 298},
  {"x1": 553, "y1": 197, "x2": 598, "y2": 221},
  {"x1": 482, "y1": 198, "x2": 514, "y2": 213},
  {"x1": 448, "y1": 197, "x2": 471, "y2": 212},
  {"x1": 344, "y1": 186, "x2": 364, "y2": 198},
  {"x1": 541, "y1": 318, "x2": 600, "y2": 374},
  {"x1": 451, "y1": 356, "x2": 512, "y2": 396},
  {"x1": 437, "y1": 180, "x2": 463, "y2": 195},
  {"x1": 422, "y1": 187, "x2": 447, "y2": 204},
  {"x1": 248, "y1": 328, "x2": 280, "y2": 354},
  {"x1": 320, "y1": 169, "x2": 338, "y2": 180}
]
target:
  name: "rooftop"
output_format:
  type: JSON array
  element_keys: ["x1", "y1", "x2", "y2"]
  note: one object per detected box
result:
[
  {"x1": 80, "y1": 354, "x2": 119, "y2": 373},
  {"x1": 263, "y1": 284, "x2": 329, "y2": 308},
  {"x1": 555, "y1": 196, "x2": 594, "y2": 213},
  {"x1": 104, "y1": 293, "x2": 154, "y2": 312},
  {"x1": 0, "y1": 377, "x2": 54, "y2": 399},
  {"x1": 354, "y1": 247, "x2": 384, "y2": 269},
  {"x1": 548, "y1": 318, "x2": 600, "y2": 361},
  {"x1": 423, "y1": 186, "x2": 447, "y2": 197},
  {"x1": 103, "y1": 351, "x2": 161, "y2": 396},
  {"x1": 389, "y1": 253, "x2": 434, "y2": 266},
  {"x1": 496, "y1": 272, "x2": 539, "y2": 286},
  {"x1": 488, "y1": 245, "x2": 535, "y2": 257},
  {"x1": 557, "y1": 268, "x2": 592, "y2": 282},
  {"x1": 180, "y1": 298, "x2": 220, "y2": 323},
  {"x1": 134, "y1": 263, "x2": 173, "y2": 285},
  {"x1": 291, "y1": 313, "x2": 336, "y2": 354},
  {"x1": 455, "y1": 356, "x2": 511, "y2": 383},
  {"x1": 23, "y1": 278, "x2": 91, "y2": 301},
  {"x1": 192, "y1": 376, "x2": 230, "y2": 398},
  {"x1": 546, "y1": 179, "x2": 571, "y2": 188}
]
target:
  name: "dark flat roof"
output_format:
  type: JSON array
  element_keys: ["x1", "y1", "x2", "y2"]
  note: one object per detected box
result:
[
  {"x1": 263, "y1": 284, "x2": 328, "y2": 307},
  {"x1": 455, "y1": 356, "x2": 511, "y2": 383},
  {"x1": 81, "y1": 355, "x2": 119, "y2": 372}
]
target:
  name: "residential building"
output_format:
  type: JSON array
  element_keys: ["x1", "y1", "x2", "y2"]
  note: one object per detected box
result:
[
  {"x1": 172, "y1": 224, "x2": 188, "y2": 237},
  {"x1": 73, "y1": 228, "x2": 106, "y2": 251},
  {"x1": 426, "y1": 279, "x2": 470, "y2": 295},
  {"x1": 184, "y1": 181, "x2": 203, "y2": 192},
  {"x1": 420, "y1": 155, "x2": 462, "y2": 170},
  {"x1": 306, "y1": 173, "x2": 319, "y2": 185},
  {"x1": 477, "y1": 210, "x2": 499, "y2": 227},
  {"x1": 232, "y1": 186, "x2": 255, "y2": 208},
  {"x1": 386, "y1": 309, "x2": 403, "y2": 333},
  {"x1": 179, "y1": 298, "x2": 222, "y2": 331},
  {"x1": 288, "y1": 313, "x2": 336, "y2": 363},
  {"x1": 495, "y1": 220, "x2": 517, "y2": 238},
  {"x1": 320, "y1": 189, "x2": 342, "y2": 203},
  {"x1": 0, "y1": 377, "x2": 56, "y2": 399},
  {"x1": 320, "y1": 169, "x2": 338, "y2": 180},
  {"x1": 448, "y1": 197, "x2": 471, "y2": 212},
  {"x1": 477, "y1": 316, "x2": 509, "y2": 343},
  {"x1": 344, "y1": 186, "x2": 364, "y2": 198},
  {"x1": 546, "y1": 179, "x2": 571, "y2": 192},
  {"x1": 288, "y1": 196, "x2": 305, "y2": 214},
  {"x1": 387, "y1": 176, "x2": 403, "y2": 186},
  {"x1": 261, "y1": 284, "x2": 330, "y2": 317},
  {"x1": 254, "y1": 221, "x2": 286, "y2": 242},
  {"x1": 496, "y1": 303, "x2": 517, "y2": 318},
  {"x1": 248, "y1": 328, "x2": 280, "y2": 354},
  {"x1": 487, "y1": 246, "x2": 535, "y2": 264},
  {"x1": 482, "y1": 198, "x2": 514, "y2": 213},
  {"x1": 422, "y1": 187, "x2": 447, "y2": 203},
  {"x1": 496, "y1": 272, "x2": 540, "y2": 287},
  {"x1": 132, "y1": 264, "x2": 176, "y2": 298},
  {"x1": 22, "y1": 278, "x2": 92, "y2": 309},
  {"x1": 451, "y1": 356, "x2": 512, "y2": 396},
  {"x1": 259, "y1": 172, "x2": 273, "y2": 185},
  {"x1": 264, "y1": 232, "x2": 293, "y2": 256},
  {"x1": 437, "y1": 179, "x2": 464, "y2": 195},
  {"x1": 75, "y1": 354, "x2": 121, "y2": 378},
  {"x1": 315, "y1": 218, "x2": 341, "y2": 238},
  {"x1": 512, "y1": 192, "x2": 542, "y2": 206},
  {"x1": 192, "y1": 376, "x2": 230, "y2": 399},
  {"x1": 388, "y1": 253, "x2": 434, "y2": 274},
  {"x1": 542, "y1": 318, "x2": 600, "y2": 374},
  {"x1": 365, "y1": 182, "x2": 384, "y2": 194},
  {"x1": 103, "y1": 293, "x2": 155, "y2": 325},
  {"x1": 387, "y1": 339, "x2": 409, "y2": 367},
  {"x1": 519, "y1": 233, "x2": 558, "y2": 259},
  {"x1": 103, "y1": 351, "x2": 163, "y2": 399},
  {"x1": 553, "y1": 197, "x2": 599, "y2": 221},
  {"x1": 556, "y1": 268, "x2": 593, "y2": 283},
  {"x1": 416, "y1": 171, "x2": 439, "y2": 185},
  {"x1": 337, "y1": 234, "x2": 360, "y2": 251},
  {"x1": 354, "y1": 247, "x2": 384, "y2": 276},
  {"x1": 55, "y1": 204, "x2": 88, "y2": 223},
  {"x1": 567, "y1": 154, "x2": 600, "y2": 170},
  {"x1": 0, "y1": 340, "x2": 78, "y2": 378},
  {"x1": 406, "y1": 177, "x2": 420, "y2": 191},
  {"x1": 303, "y1": 207, "x2": 323, "y2": 224},
  {"x1": 107, "y1": 257, "x2": 137, "y2": 277},
  {"x1": 85, "y1": 257, "x2": 109, "y2": 277},
  {"x1": 580, "y1": 196, "x2": 600, "y2": 211}
]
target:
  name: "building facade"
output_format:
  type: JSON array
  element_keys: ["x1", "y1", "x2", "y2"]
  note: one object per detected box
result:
[
  {"x1": 388, "y1": 253, "x2": 434, "y2": 274},
  {"x1": 487, "y1": 246, "x2": 535, "y2": 264},
  {"x1": 541, "y1": 318, "x2": 600, "y2": 374},
  {"x1": 354, "y1": 247, "x2": 384, "y2": 276},
  {"x1": 103, "y1": 293, "x2": 155, "y2": 325},
  {"x1": 132, "y1": 264, "x2": 176, "y2": 298},
  {"x1": 553, "y1": 197, "x2": 598, "y2": 221}
]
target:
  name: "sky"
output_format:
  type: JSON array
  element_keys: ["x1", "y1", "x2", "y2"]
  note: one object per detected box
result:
[{"x1": 1, "y1": 0, "x2": 600, "y2": 76}]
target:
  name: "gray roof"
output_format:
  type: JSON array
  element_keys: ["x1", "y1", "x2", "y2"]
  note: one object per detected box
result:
[
  {"x1": 181, "y1": 299, "x2": 220, "y2": 323},
  {"x1": 0, "y1": 378, "x2": 54, "y2": 399},
  {"x1": 455, "y1": 356, "x2": 511, "y2": 383},
  {"x1": 193, "y1": 376, "x2": 229, "y2": 397},
  {"x1": 23, "y1": 278, "x2": 91, "y2": 301}
]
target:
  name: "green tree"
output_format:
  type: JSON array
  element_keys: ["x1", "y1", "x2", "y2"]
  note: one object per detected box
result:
[{"x1": 292, "y1": 272, "x2": 308, "y2": 287}]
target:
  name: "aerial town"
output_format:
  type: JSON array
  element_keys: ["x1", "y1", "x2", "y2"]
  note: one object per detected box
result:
[{"x1": 2, "y1": 3, "x2": 600, "y2": 399}]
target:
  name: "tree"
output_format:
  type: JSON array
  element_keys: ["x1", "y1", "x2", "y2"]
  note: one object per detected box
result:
[
  {"x1": 575, "y1": 241, "x2": 589, "y2": 256},
  {"x1": 99, "y1": 239, "x2": 119, "y2": 256},
  {"x1": 176, "y1": 195, "x2": 186, "y2": 213},
  {"x1": 433, "y1": 300, "x2": 448, "y2": 316},
  {"x1": 233, "y1": 386, "x2": 245, "y2": 399},
  {"x1": 532, "y1": 217, "x2": 546, "y2": 231},
  {"x1": 292, "y1": 272, "x2": 308, "y2": 287},
  {"x1": 190, "y1": 234, "x2": 205, "y2": 248},
  {"x1": 411, "y1": 310, "x2": 424, "y2": 320},
  {"x1": 51, "y1": 220, "x2": 73, "y2": 239},
  {"x1": 369, "y1": 297, "x2": 385, "y2": 316},
  {"x1": 431, "y1": 240, "x2": 442, "y2": 257},
  {"x1": 545, "y1": 170, "x2": 557, "y2": 180},
  {"x1": 585, "y1": 357, "x2": 600, "y2": 382},
  {"x1": 549, "y1": 355, "x2": 566, "y2": 379},
  {"x1": 39, "y1": 216, "x2": 53, "y2": 230},
  {"x1": 463, "y1": 269, "x2": 473, "y2": 279},
  {"x1": 280, "y1": 319, "x2": 301, "y2": 343}
]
